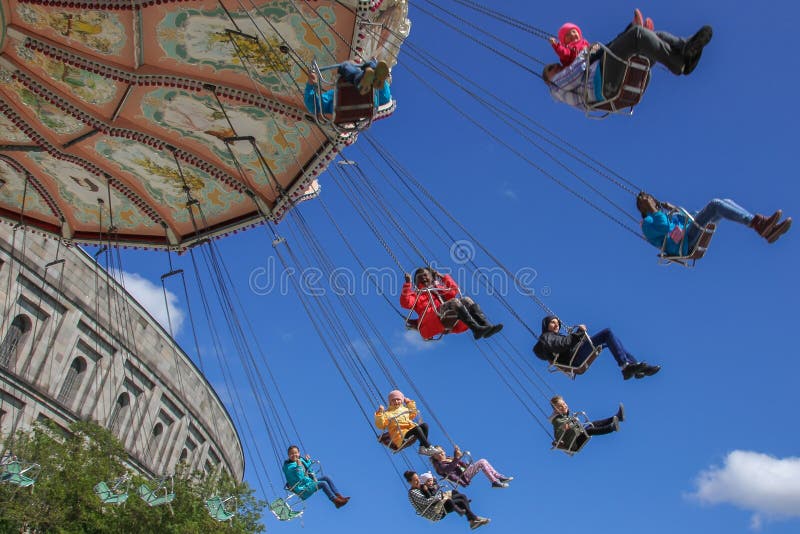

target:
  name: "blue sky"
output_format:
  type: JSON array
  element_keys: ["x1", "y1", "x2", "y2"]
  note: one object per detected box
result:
[{"x1": 109, "y1": 1, "x2": 800, "y2": 533}]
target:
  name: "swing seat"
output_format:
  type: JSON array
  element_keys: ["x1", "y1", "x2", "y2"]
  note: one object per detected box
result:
[
  {"x1": 551, "y1": 412, "x2": 592, "y2": 456},
  {"x1": 206, "y1": 495, "x2": 236, "y2": 521},
  {"x1": 378, "y1": 431, "x2": 418, "y2": 453},
  {"x1": 94, "y1": 481, "x2": 129, "y2": 504},
  {"x1": 547, "y1": 332, "x2": 602, "y2": 379},
  {"x1": 585, "y1": 53, "x2": 651, "y2": 118},
  {"x1": 405, "y1": 318, "x2": 419, "y2": 330},
  {"x1": 437, "y1": 452, "x2": 474, "y2": 488},
  {"x1": 332, "y1": 79, "x2": 375, "y2": 130},
  {"x1": 0, "y1": 459, "x2": 39, "y2": 488},
  {"x1": 659, "y1": 223, "x2": 716, "y2": 267},
  {"x1": 269, "y1": 496, "x2": 304, "y2": 521},
  {"x1": 138, "y1": 483, "x2": 175, "y2": 507},
  {"x1": 405, "y1": 306, "x2": 461, "y2": 342}
]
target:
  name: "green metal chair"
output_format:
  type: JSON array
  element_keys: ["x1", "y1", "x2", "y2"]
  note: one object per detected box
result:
[
  {"x1": 269, "y1": 495, "x2": 304, "y2": 521},
  {"x1": 94, "y1": 474, "x2": 130, "y2": 505},
  {"x1": 205, "y1": 495, "x2": 236, "y2": 521},
  {"x1": 0, "y1": 456, "x2": 40, "y2": 488},
  {"x1": 138, "y1": 476, "x2": 175, "y2": 508}
]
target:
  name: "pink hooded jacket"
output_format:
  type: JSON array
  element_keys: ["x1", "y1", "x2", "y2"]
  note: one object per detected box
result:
[{"x1": 552, "y1": 22, "x2": 590, "y2": 66}]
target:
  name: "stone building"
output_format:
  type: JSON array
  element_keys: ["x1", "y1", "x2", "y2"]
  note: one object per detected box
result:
[{"x1": 0, "y1": 224, "x2": 243, "y2": 481}]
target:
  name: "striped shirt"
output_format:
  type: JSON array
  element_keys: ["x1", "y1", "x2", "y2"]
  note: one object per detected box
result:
[{"x1": 548, "y1": 52, "x2": 603, "y2": 110}]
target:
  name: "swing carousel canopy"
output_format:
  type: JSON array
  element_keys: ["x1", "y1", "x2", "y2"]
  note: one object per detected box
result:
[{"x1": 0, "y1": 0, "x2": 409, "y2": 248}]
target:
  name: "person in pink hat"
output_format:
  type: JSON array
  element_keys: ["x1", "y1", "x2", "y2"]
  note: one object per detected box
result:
[
  {"x1": 550, "y1": 22, "x2": 591, "y2": 67},
  {"x1": 550, "y1": 9, "x2": 656, "y2": 67},
  {"x1": 375, "y1": 389, "x2": 438, "y2": 456}
]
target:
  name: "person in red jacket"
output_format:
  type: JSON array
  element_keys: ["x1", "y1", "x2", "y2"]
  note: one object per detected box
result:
[
  {"x1": 550, "y1": 22, "x2": 591, "y2": 67},
  {"x1": 550, "y1": 10, "x2": 655, "y2": 67},
  {"x1": 400, "y1": 267, "x2": 503, "y2": 340}
]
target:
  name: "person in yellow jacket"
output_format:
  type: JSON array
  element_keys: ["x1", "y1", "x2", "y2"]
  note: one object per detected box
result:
[{"x1": 375, "y1": 390, "x2": 438, "y2": 455}]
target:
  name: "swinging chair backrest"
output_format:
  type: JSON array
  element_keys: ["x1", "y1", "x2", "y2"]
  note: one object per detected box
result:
[
  {"x1": 332, "y1": 78, "x2": 375, "y2": 131},
  {"x1": 584, "y1": 46, "x2": 651, "y2": 119},
  {"x1": 435, "y1": 450, "x2": 474, "y2": 488},
  {"x1": 206, "y1": 495, "x2": 236, "y2": 521},
  {"x1": 547, "y1": 330, "x2": 602, "y2": 379},
  {"x1": 658, "y1": 208, "x2": 717, "y2": 267},
  {"x1": 378, "y1": 409, "x2": 424, "y2": 453},
  {"x1": 270, "y1": 486, "x2": 305, "y2": 521},
  {"x1": 404, "y1": 283, "x2": 461, "y2": 341},
  {"x1": 551, "y1": 411, "x2": 592, "y2": 456},
  {"x1": 138, "y1": 477, "x2": 175, "y2": 507},
  {"x1": 270, "y1": 498, "x2": 304, "y2": 521},
  {"x1": 94, "y1": 475, "x2": 130, "y2": 505},
  {"x1": 0, "y1": 456, "x2": 40, "y2": 488}
]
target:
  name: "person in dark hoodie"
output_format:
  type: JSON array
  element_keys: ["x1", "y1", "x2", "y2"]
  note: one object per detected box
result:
[
  {"x1": 283, "y1": 445, "x2": 349, "y2": 508},
  {"x1": 533, "y1": 315, "x2": 660, "y2": 380}
]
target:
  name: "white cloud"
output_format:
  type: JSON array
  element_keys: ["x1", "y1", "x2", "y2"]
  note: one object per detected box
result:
[
  {"x1": 393, "y1": 329, "x2": 438, "y2": 354},
  {"x1": 689, "y1": 450, "x2": 800, "y2": 530},
  {"x1": 116, "y1": 271, "x2": 185, "y2": 335},
  {"x1": 501, "y1": 181, "x2": 518, "y2": 200}
]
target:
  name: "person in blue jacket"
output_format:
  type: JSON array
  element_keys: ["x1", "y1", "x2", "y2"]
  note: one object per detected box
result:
[
  {"x1": 283, "y1": 445, "x2": 349, "y2": 508},
  {"x1": 636, "y1": 192, "x2": 791, "y2": 255},
  {"x1": 304, "y1": 60, "x2": 392, "y2": 115}
]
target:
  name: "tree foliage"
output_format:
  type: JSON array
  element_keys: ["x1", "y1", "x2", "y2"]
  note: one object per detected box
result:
[{"x1": 0, "y1": 421, "x2": 265, "y2": 533}]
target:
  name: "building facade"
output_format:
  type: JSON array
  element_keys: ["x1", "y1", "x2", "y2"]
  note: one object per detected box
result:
[{"x1": 0, "y1": 224, "x2": 243, "y2": 481}]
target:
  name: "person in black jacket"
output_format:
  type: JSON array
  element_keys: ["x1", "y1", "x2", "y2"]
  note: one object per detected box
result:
[
  {"x1": 550, "y1": 395, "x2": 625, "y2": 452},
  {"x1": 533, "y1": 315, "x2": 660, "y2": 380}
]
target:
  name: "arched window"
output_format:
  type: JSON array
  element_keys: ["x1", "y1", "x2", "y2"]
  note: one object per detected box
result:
[
  {"x1": 179, "y1": 448, "x2": 188, "y2": 463},
  {"x1": 108, "y1": 392, "x2": 130, "y2": 434},
  {"x1": 0, "y1": 314, "x2": 32, "y2": 368},
  {"x1": 57, "y1": 357, "x2": 87, "y2": 405}
]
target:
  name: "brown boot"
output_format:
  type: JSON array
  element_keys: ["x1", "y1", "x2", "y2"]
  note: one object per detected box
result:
[
  {"x1": 750, "y1": 210, "x2": 782, "y2": 237},
  {"x1": 358, "y1": 68, "x2": 375, "y2": 95},
  {"x1": 333, "y1": 495, "x2": 350, "y2": 508},
  {"x1": 765, "y1": 218, "x2": 792, "y2": 244}
]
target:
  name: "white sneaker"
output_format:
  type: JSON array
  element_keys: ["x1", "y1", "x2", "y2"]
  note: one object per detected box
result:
[
  {"x1": 418, "y1": 446, "x2": 436, "y2": 456},
  {"x1": 470, "y1": 517, "x2": 491, "y2": 530}
]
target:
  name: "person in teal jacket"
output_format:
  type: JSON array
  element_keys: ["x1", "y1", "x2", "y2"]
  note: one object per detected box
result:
[
  {"x1": 283, "y1": 445, "x2": 349, "y2": 508},
  {"x1": 636, "y1": 192, "x2": 791, "y2": 256},
  {"x1": 304, "y1": 60, "x2": 392, "y2": 115}
]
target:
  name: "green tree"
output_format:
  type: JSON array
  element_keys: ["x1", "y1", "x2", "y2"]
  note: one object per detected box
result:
[{"x1": 0, "y1": 421, "x2": 264, "y2": 533}]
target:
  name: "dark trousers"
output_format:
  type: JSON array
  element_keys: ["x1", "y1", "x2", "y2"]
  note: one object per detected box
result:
[
  {"x1": 404, "y1": 422, "x2": 431, "y2": 448},
  {"x1": 604, "y1": 25, "x2": 686, "y2": 75},
  {"x1": 595, "y1": 24, "x2": 686, "y2": 97},
  {"x1": 574, "y1": 328, "x2": 637, "y2": 368},
  {"x1": 440, "y1": 297, "x2": 490, "y2": 330},
  {"x1": 586, "y1": 417, "x2": 616, "y2": 435},
  {"x1": 444, "y1": 490, "x2": 477, "y2": 521}
]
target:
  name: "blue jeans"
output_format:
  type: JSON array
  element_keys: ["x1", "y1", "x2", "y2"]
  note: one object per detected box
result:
[
  {"x1": 337, "y1": 60, "x2": 377, "y2": 86},
  {"x1": 315, "y1": 476, "x2": 341, "y2": 500},
  {"x1": 687, "y1": 198, "x2": 754, "y2": 248},
  {"x1": 574, "y1": 328, "x2": 636, "y2": 368}
]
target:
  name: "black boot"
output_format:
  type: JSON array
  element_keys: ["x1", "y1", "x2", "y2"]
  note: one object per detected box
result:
[
  {"x1": 466, "y1": 302, "x2": 504, "y2": 338},
  {"x1": 454, "y1": 304, "x2": 492, "y2": 339},
  {"x1": 466, "y1": 301, "x2": 491, "y2": 326}
]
